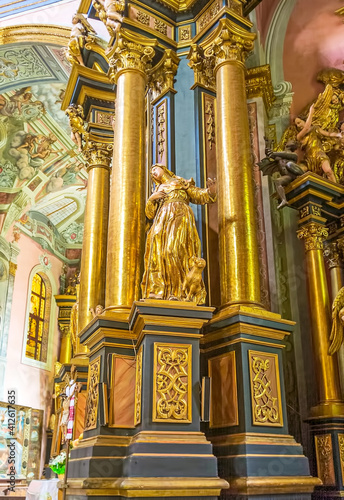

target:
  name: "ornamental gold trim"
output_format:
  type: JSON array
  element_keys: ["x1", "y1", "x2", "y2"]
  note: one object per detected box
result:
[
  {"x1": 0, "y1": 25, "x2": 70, "y2": 47},
  {"x1": 134, "y1": 346, "x2": 143, "y2": 426},
  {"x1": 152, "y1": 342, "x2": 192, "y2": 423},
  {"x1": 84, "y1": 356, "x2": 101, "y2": 431},
  {"x1": 246, "y1": 65, "x2": 275, "y2": 113},
  {"x1": 315, "y1": 434, "x2": 336, "y2": 486},
  {"x1": 248, "y1": 350, "x2": 283, "y2": 427}
]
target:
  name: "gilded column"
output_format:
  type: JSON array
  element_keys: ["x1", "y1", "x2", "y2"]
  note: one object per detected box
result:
[
  {"x1": 59, "y1": 325, "x2": 72, "y2": 364},
  {"x1": 325, "y1": 239, "x2": 344, "y2": 396},
  {"x1": 106, "y1": 33, "x2": 155, "y2": 312},
  {"x1": 206, "y1": 19, "x2": 260, "y2": 307},
  {"x1": 297, "y1": 223, "x2": 343, "y2": 414},
  {"x1": 78, "y1": 141, "x2": 112, "y2": 336}
]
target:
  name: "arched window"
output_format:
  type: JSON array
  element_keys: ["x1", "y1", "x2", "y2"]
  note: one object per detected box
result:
[{"x1": 25, "y1": 273, "x2": 51, "y2": 363}]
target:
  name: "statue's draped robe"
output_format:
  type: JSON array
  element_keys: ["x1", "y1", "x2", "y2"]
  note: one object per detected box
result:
[{"x1": 141, "y1": 178, "x2": 216, "y2": 303}]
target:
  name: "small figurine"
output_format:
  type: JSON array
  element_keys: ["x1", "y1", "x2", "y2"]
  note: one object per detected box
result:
[
  {"x1": 89, "y1": 305, "x2": 104, "y2": 317},
  {"x1": 258, "y1": 139, "x2": 304, "y2": 209},
  {"x1": 67, "y1": 13, "x2": 96, "y2": 67},
  {"x1": 65, "y1": 104, "x2": 88, "y2": 152},
  {"x1": 182, "y1": 257, "x2": 206, "y2": 303}
]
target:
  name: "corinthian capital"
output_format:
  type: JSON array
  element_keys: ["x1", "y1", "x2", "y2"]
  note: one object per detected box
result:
[
  {"x1": 149, "y1": 49, "x2": 180, "y2": 99},
  {"x1": 108, "y1": 31, "x2": 156, "y2": 83},
  {"x1": 204, "y1": 19, "x2": 255, "y2": 71},
  {"x1": 83, "y1": 141, "x2": 113, "y2": 170},
  {"x1": 297, "y1": 223, "x2": 328, "y2": 252},
  {"x1": 187, "y1": 44, "x2": 215, "y2": 91}
]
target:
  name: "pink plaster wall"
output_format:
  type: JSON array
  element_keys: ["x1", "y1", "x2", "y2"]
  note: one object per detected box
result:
[
  {"x1": 4, "y1": 233, "x2": 63, "y2": 418},
  {"x1": 255, "y1": 0, "x2": 280, "y2": 46},
  {"x1": 284, "y1": 0, "x2": 344, "y2": 115}
]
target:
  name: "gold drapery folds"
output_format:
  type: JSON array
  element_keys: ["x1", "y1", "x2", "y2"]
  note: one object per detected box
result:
[
  {"x1": 105, "y1": 31, "x2": 156, "y2": 313},
  {"x1": 188, "y1": 19, "x2": 261, "y2": 308}
]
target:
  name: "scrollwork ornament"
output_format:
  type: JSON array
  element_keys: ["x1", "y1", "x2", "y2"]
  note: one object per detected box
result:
[
  {"x1": 187, "y1": 44, "x2": 215, "y2": 91},
  {"x1": 83, "y1": 141, "x2": 113, "y2": 170},
  {"x1": 84, "y1": 357, "x2": 101, "y2": 430},
  {"x1": 297, "y1": 223, "x2": 328, "y2": 252},
  {"x1": 109, "y1": 34, "x2": 155, "y2": 83}
]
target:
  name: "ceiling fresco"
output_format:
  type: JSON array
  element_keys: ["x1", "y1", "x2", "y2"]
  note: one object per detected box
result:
[{"x1": 0, "y1": 42, "x2": 87, "y2": 263}]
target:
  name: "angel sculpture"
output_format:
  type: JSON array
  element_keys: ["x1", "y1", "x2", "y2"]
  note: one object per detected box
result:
[
  {"x1": 65, "y1": 104, "x2": 88, "y2": 152},
  {"x1": 93, "y1": 0, "x2": 125, "y2": 35},
  {"x1": 67, "y1": 13, "x2": 96, "y2": 66},
  {"x1": 258, "y1": 139, "x2": 304, "y2": 209},
  {"x1": 329, "y1": 287, "x2": 344, "y2": 355},
  {"x1": 294, "y1": 103, "x2": 340, "y2": 183}
]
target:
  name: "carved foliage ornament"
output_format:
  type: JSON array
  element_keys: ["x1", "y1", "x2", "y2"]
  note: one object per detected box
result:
[
  {"x1": 109, "y1": 35, "x2": 155, "y2": 82},
  {"x1": 153, "y1": 343, "x2": 192, "y2": 423},
  {"x1": 84, "y1": 357, "x2": 101, "y2": 430},
  {"x1": 187, "y1": 44, "x2": 215, "y2": 91},
  {"x1": 134, "y1": 346, "x2": 143, "y2": 426},
  {"x1": 148, "y1": 49, "x2": 180, "y2": 98},
  {"x1": 297, "y1": 223, "x2": 328, "y2": 252}
]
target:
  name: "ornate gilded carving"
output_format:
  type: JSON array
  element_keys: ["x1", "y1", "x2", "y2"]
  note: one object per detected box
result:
[
  {"x1": 314, "y1": 434, "x2": 335, "y2": 485},
  {"x1": 108, "y1": 33, "x2": 155, "y2": 83},
  {"x1": 134, "y1": 346, "x2": 143, "y2": 426},
  {"x1": 92, "y1": 0, "x2": 124, "y2": 36},
  {"x1": 157, "y1": 102, "x2": 166, "y2": 163},
  {"x1": 84, "y1": 356, "x2": 101, "y2": 430},
  {"x1": 149, "y1": 49, "x2": 180, "y2": 99},
  {"x1": 8, "y1": 261, "x2": 17, "y2": 276},
  {"x1": 197, "y1": 0, "x2": 222, "y2": 33},
  {"x1": 248, "y1": 350, "x2": 283, "y2": 426},
  {"x1": 154, "y1": 19, "x2": 168, "y2": 36},
  {"x1": 83, "y1": 141, "x2": 113, "y2": 170},
  {"x1": 324, "y1": 241, "x2": 342, "y2": 269},
  {"x1": 338, "y1": 434, "x2": 344, "y2": 484},
  {"x1": 137, "y1": 10, "x2": 150, "y2": 25},
  {"x1": 187, "y1": 44, "x2": 215, "y2": 91},
  {"x1": 297, "y1": 223, "x2": 328, "y2": 252},
  {"x1": 205, "y1": 101, "x2": 215, "y2": 150},
  {"x1": 153, "y1": 343, "x2": 192, "y2": 423},
  {"x1": 178, "y1": 25, "x2": 191, "y2": 42},
  {"x1": 246, "y1": 65, "x2": 275, "y2": 114}
]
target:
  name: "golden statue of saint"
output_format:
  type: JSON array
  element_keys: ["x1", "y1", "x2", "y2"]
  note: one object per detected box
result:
[{"x1": 141, "y1": 164, "x2": 216, "y2": 304}]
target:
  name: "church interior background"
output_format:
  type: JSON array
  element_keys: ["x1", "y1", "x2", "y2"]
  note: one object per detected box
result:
[{"x1": 1, "y1": 0, "x2": 344, "y2": 498}]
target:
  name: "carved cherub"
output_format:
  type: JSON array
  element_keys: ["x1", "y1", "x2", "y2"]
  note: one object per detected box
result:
[
  {"x1": 65, "y1": 104, "x2": 88, "y2": 152},
  {"x1": 329, "y1": 287, "x2": 344, "y2": 355},
  {"x1": 67, "y1": 13, "x2": 96, "y2": 66},
  {"x1": 89, "y1": 305, "x2": 104, "y2": 317},
  {"x1": 182, "y1": 257, "x2": 206, "y2": 304},
  {"x1": 94, "y1": 0, "x2": 125, "y2": 35}
]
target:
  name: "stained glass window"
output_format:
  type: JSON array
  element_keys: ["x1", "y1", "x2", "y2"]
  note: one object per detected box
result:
[{"x1": 25, "y1": 274, "x2": 47, "y2": 362}]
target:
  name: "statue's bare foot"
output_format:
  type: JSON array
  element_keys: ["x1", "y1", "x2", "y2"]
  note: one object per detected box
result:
[
  {"x1": 277, "y1": 199, "x2": 289, "y2": 210},
  {"x1": 168, "y1": 295, "x2": 179, "y2": 301},
  {"x1": 148, "y1": 293, "x2": 162, "y2": 299}
]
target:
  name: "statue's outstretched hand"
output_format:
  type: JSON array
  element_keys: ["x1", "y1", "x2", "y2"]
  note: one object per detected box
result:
[
  {"x1": 207, "y1": 178, "x2": 217, "y2": 196},
  {"x1": 149, "y1": 190, "x2": 166, "y2": 201}
]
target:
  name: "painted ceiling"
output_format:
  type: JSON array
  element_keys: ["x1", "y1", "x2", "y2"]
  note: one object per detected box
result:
[{"x1": 0, "y1": 41, "x2": 87, "y2": 263}]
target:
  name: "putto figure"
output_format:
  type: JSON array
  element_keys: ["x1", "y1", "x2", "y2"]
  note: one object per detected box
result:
[
  {"x1": 65, "y1": 104, "x2": 88, "y2": 152},
  {"x1": 258, "y1": 139, "x2": 304, "y2": 209},
  {"x1": 92, "y1": 0, "x2": 125, "y2": 36},
  {"x1": 67, "y1": 13, "x2": 96, "y2": 66},
  {"x1": 141, "y1": 164, "x2": 216, "y2": 304}
]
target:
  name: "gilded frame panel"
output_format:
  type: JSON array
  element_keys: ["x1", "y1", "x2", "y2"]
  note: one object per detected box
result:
[
  {"x1": 248, "y1": 349, "x2": 283, "y2": 427},
  {"x1": 152, "y1": 342, "x2": 192, "y2": 423}
]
